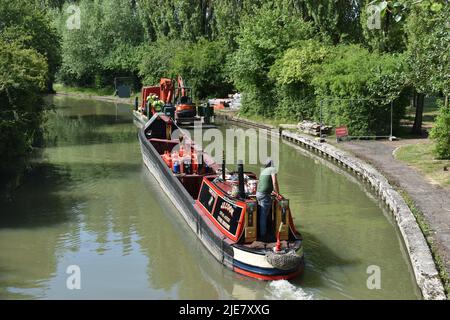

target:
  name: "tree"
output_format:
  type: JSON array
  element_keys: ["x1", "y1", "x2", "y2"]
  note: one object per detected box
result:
[
  {"x1": 0, "y1": 0, "x2": 61, "y2": 92},
  {"x1": 366, "y1": 0, "x2": 449, "y2": 134},
  {"x1": 137, "y1": 0, "x2": 214, "y2": 42},
  {"x1": 404, "y1": 1, "x2": 449, "y2": 134},
  {"x1": 0, "y1": 0, "x2": 61, "y2": 179},
  {"x1": 304, "y1": 0, "x2": 365, "y2": 44},
  {"x1": 34, "y1": 0, "x2": 67, "y2": 10},
  {"x1": 138, "y1": 38, "x2": 188, "y2": 85},
  {"x1": 57, "y1": 0, "x2": 144, "y2": 87},
  {"x1": 212, "y1": 0, "x2": 256, "y2": 46},
  {"x1": 360, "y1": 0, "x2": 407, "y2": 52}
]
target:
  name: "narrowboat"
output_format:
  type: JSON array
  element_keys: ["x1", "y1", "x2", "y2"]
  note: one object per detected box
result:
[{"x1": 137, "y1": 113, "x2": 304, "y2": 280}]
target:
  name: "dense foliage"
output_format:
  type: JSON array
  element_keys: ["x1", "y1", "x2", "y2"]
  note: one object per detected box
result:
[
  {"x1": 138, "y1": 38, "x2": 188, "y2": 86},
  {"x1": 312, "y1": 46, "x2": 407, "y2": 135},
  {"x1": 171, "y1": 39, "x2": 233, "y2": 99},
  {"x1": 56, "y1": 0, "x2": 143, "y2": 87},
  {"x1": 138, "y1": 38, "x2": 232, "y2": 100},
  {"x1": 226, "y1": 4, "x2": 315, "y2": 117},
  {"x1": 0, "y1": 0, "x2": 61, "y2": 177},
  {"x1": 0, "y1": 0, "x2": 61, "y2": 92},
  {"x1": 54, "y1": 0, "x2": 447, "y2": 138},
  {"x1": 360, "y1": 0, "x2": 407, "y2": 53},
  {"x1": 269, "y1": 40, "x2": 331, "y2": 121},
  {"x1": 400, "y1": 1, "x2": 448, "y2": 138},
  {"x1": 404, "y1": 1, "x2": 449, "y2": 96}
]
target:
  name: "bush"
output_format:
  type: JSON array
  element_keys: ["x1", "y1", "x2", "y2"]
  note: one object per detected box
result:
[
  {"x1": 0, "y1": 38, "x2": 48, "y2": 176},
  {"x1": 0, "y1": 0, "x2": 61, "y2": 92},
  {"x1": 0, "y1": 0, "x2": 61, "y2": 180},
  {"x1": 269, "y1": 40, "x2": 331, "y2": 121},
  {"x1": 311, "y1": 45, "x2": 407, "y2": 136},
  {"x1": 430, "y1": 101, "x2": 450, "y2": 159}
]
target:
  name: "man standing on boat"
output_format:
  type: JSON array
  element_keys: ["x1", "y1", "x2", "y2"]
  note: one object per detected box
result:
[{"x1": 256, "y1": 159, "x2": 279, "y2": 242}]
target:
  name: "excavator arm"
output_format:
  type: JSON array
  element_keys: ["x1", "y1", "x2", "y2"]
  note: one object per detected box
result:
[
  {"x1": 176, "y1": 75, "x2": 187, "y2": 99},
  {"x1": 159, "y1": 78, "x2": 174, "y2": 104}
]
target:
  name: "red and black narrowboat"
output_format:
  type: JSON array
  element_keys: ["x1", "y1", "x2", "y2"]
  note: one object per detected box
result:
[{"x1": 137, "y1": 113, "x2": 304, "y2": 280}]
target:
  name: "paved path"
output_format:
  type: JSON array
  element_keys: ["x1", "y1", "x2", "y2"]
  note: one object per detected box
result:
[{"x1": 338, "y1": 140, "x2": 450, "y2": 288}]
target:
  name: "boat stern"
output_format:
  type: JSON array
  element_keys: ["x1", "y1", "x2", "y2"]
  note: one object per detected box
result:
[{"x1": 232, "y1": 243, "x2": 304, "y2": 281}]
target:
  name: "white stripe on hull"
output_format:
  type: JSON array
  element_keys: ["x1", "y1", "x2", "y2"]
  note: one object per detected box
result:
[
  {"x1": 233, "y1": 246, "x2": 304, "y2": 269},
  {"x1": 233, "y1": 248, "x2": 273, "y2": 268}
]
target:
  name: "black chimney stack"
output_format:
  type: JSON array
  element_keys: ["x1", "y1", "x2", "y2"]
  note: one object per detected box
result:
[
  {"x1": 238, "y1": 160, "x2": 245, "y2": 199},
  {"x1": 222, "y1": 150, "x2": 226, "y2": 180}
]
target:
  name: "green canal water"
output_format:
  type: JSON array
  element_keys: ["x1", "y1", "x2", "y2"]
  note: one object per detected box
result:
[{"x1": 0, "y1": 96, "x2": 420, "y2": 299}]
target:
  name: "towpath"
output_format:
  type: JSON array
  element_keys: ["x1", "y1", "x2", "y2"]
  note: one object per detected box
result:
[
  {"x1": 54, "y1": 92, "x2": 134, "y2": 104},
  {"x1": 337, "y1": 140, "x2": 450, "y2": 290}
]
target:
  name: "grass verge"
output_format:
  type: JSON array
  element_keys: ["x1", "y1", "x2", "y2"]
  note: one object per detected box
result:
[
  {"x1": 398, "y1": 189, "x2": 450, "y2": 299},
  {"x1": 54, "y1": 84, "x2": 140, "y2": 99},
  {"x1": 394, "y1": 142, "x2": 450, "y2": 190},
  {"x1": 54, "y1": 84, "x2": 116, "y2": 96}
]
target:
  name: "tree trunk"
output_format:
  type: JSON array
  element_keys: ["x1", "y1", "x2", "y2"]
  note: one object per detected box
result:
[
  {"x1": 46, "y1": 79, "x2": 56, "y2": 94},
  {"x1": 412, "y1": 92, "x2": 425, "y2": 135}
]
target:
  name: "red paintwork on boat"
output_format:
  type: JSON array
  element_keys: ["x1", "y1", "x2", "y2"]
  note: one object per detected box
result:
[{"x1": 196, "y1": 177, "x2": 247, "y2": 242}]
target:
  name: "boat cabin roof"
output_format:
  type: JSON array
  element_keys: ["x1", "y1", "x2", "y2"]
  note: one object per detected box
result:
[{"x1": 204, "y1": 174, "x2": 258, "y2": 200}]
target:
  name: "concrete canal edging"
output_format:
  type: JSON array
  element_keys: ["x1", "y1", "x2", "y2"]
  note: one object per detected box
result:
[{"x1": 217, "y1": 112, "x2": 446, "y2": 300}]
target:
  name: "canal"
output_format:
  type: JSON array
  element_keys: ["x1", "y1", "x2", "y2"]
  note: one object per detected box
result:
[{"x1": 0, "y1": 96, "x2": 420, "y2": 299}]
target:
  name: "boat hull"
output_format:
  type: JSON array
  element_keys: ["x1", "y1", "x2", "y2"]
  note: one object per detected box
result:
[
  {"x1": 137, "y1": 125, "x2": 304, "y2": 280},
  {"x1": 133, "y1": 110, "x2": 148, "y2": 128}
]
